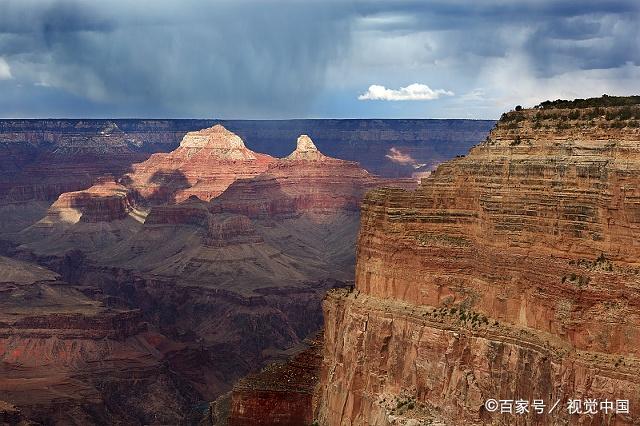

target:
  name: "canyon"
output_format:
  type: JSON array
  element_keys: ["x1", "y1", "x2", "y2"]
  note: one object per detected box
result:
[
  {"x1": 0, "y1": 255, "x2": 200, "y2": 424},
  {"x1": 8, "y1": 101, "x2": 639, "y2": 425},
  {"x1": 0, "y1": 121, "x2": 453, "y2": 424},
  {"x1": 316, "y1": 98, "x2": 640, "y2": 425}
]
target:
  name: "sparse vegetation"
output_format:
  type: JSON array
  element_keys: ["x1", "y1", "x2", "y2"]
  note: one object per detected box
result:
[
  {"x1": 537, "y1": 94, "x2": 640, "y2": 109},
  {"x1": 569, "y1": 253, "x2": 613, "y2": 272},
  {"x1": 429, "y1": 305, "x2": 490, "y2": 329},
  {"x1": 561, "y1": 272, "x2": 590, "y2": 288}
]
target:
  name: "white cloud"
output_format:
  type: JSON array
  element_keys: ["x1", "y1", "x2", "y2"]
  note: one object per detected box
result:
[
  {"x1": 385, "y1": 147, "x2": 426, "y2": 168},
  {"x1": 358, "y1": 83, "x2": 454, "y2": 101},
  {"x1": 0, "y1": 58, "x2": 12, "y2": 80}
]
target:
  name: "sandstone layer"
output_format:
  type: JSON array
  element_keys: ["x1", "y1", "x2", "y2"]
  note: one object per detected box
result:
[{"x1": 317, "y1": 99, "x2": 640, "y2": 425}]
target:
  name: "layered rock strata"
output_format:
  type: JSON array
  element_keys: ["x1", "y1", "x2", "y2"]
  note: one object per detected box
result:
[
  {"x1": 317, "y1": 99, "x2": 640, "y2": 425},
  {"x1": 0, "y1": 119, "x2": 493, "y2": 205},
  {"x1": 124, "y1": 125, "x2": 275, "y2": 203},
  {"x1": 0, "y1": 256, "x2": 198, "y2": 424},
  {"x1": 227, "y1": 334, "x2": 323, "y2": 426},
  {"x1": 44, "y1": 179, "x2": 137, "y2": 224}
]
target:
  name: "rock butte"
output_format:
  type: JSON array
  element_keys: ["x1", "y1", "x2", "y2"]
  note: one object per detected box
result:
[
  {"x1": 43, "y1": 179, "x2": 136, "y2": 224},
  {"x1": 125, "y1": 125, "x2": 275, "y2": 204},
  {"x1": 286, "y1": 135, "x2": 326, "y2": 161},
  {"x1": 315, "y1": 99, "x2": 640, "y2": 425}
]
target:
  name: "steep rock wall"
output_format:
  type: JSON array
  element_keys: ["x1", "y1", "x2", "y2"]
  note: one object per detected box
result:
[{"x1": 317, "y1": 102, "x2": 640, "y2": 425}]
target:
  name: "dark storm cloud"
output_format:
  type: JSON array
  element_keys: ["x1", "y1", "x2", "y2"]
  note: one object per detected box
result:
[
  {"x1": 0, "y1": 0, "x2": 355, "y2": 117},
  {"x1": 352, "y1": 0, "x2": 640, "y2": 73},
  {"x1": 0, "y1": 0, "x2": 638, "y2": 118}
]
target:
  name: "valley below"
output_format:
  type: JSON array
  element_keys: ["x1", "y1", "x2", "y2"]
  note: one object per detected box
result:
[{"x1": 0, "y1": 119, "x2": 490, "y2": 424}]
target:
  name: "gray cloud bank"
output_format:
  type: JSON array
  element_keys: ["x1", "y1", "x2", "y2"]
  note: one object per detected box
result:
[{"x1": 0, "y1": 0, "x2": 638, "y2": 118}]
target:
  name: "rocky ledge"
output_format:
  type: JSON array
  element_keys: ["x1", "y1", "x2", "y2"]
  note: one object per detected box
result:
[
  {"x1": 226, "y1": 334, "x2": 323, "y2": 426},
  {"x1": 44, "y1": 179, "x2": 136, "y2": 223}
]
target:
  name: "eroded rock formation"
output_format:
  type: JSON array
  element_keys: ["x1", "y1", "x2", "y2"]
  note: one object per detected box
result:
[
  {"x1": 0, "y1": 119, "x2": 492, "y2": 208},
  {"x1": 124, "y1": 125, "x2": 275, "y2": 204},
  {"x1": 316, "y1": 99, "x2": 640, "y2": 425},
  {"x1": 45, "y1": 179, "x2": 137, "y2": 224},
  {"x1": 0, "y1": 256, "x2": 199, "y2": 424},
  {"x1": 1, "y1": 125, "x2": 418, "y2": 423},
  {"x1": 225, "y1": 334, "x2": 323, "y2": 426}
]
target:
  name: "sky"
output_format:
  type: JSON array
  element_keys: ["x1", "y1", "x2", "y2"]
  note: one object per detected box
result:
[{"x1": 0, "y1": 0, "x2": 638, "y2": 119}]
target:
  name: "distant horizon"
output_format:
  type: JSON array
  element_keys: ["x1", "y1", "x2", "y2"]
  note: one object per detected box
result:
[{"x1": 0, "y1": 116, "x2": 498, "y2": 121}]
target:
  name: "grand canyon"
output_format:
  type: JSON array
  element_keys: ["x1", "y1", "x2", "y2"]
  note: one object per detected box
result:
[
  {"x1": 0, "y1": 118, "x2": 492, "y2": 424},
  {"x1": 1, "y1": 2, "x2": 638, "y2": 424},
  {"x1": 2, "y1": 96, "x2": 640, "y2": 425}
]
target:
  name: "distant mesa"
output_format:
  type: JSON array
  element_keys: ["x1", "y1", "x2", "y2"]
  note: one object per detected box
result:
[
  {"x1": 285, "y1": 134, "x2": 326, "y2": 161},
  {"x1": 178, "y1": 124, "x2": 258, "y2": 161}
]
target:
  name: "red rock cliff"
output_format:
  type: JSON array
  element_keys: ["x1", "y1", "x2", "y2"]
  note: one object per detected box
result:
[{"x1": 317, "y1": 99, "x2": 640, "y2": 425}]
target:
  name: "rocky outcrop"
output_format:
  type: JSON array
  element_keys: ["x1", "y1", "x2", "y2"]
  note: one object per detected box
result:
[
  {"x1": 210, "y1": 134, "x2": 416, "y2": 217},
  {"x1": 285, "y1": 135, "x2": 326, "y2": 161},
  {"x1": 227, "y1": 334, "x2": 323, "y2": 426},
  {"x1": 317, "y1": 98, "x2": 640, "y2": 425},
  {"x1": 124, "y1": 125, "x2": 275, "y2": 203},
  {"x1": 44, "y1": 179, "x2": 136, "y2": 224}
]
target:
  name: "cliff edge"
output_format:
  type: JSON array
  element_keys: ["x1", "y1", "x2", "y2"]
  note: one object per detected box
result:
[{"x1": 316, "y1": 96, "x2": 640, "y2": 425}]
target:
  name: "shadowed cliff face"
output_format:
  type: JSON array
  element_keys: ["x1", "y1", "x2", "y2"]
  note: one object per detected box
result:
[
  {"x1": 0, "y1": 256, "x2": 200, "y2": 425},
  {"x1": 317, "y1": 102, "x2": 640, "y2": 425}
]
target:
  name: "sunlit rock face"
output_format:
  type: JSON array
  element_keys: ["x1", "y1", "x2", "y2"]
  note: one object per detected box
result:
[
  {"x1": 178, "y1": 124, "x2": 257, "y2": 160},
  {"x1": 45, "y1": 180, "x2": 136, "y2": 224},
  {"x1": 285, "y1": 135, "x2": 326, "y2": 161},
  {"x1": 124, "y1": 125, "x2": 275, "y2": 204},
  {"x1": 316, "y1": 100, "x2": 640, "y2": 425}
]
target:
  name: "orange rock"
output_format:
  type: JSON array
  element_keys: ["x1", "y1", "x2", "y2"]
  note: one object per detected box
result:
[
  {"x1": 317, "y1": 101, "x2": 640, "y2": 425},
  {"x1": 125, "y1": 125, "x2": 275, "y2": 204}
]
